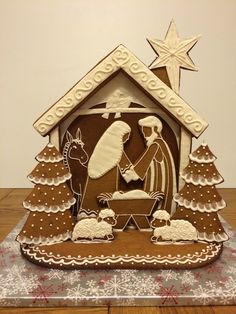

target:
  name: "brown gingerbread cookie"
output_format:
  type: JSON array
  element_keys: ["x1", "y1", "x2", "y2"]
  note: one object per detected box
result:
[{"x1": 17, "y1": 143, "x2": 76, "y2": 245}]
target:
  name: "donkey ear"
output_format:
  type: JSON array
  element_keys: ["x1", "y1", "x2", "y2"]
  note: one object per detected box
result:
[
  {"x1": 66, "y1": 131, "x2": 73, "y2": 143},
  {"x1": 76, "y1": 128, "x2": 82, "y2": 140}
]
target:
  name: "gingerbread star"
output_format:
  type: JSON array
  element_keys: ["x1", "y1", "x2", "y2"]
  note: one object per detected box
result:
[{"x1": 147, "y1": 20, "x2": 200, "y2": 94}]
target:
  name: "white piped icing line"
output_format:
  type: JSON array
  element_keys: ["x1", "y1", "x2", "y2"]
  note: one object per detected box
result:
[
  {"x1": 35, "y1": 143, "x2": 64, "y2": 163},
  {"x1": 181, "y1": 172, "x2": 223, "y2": 186},
  {"x1": 36, "y1": 155, "x2": 64, "y2": 163},
  {"x1": 198, "y1": 232, "x2": 229, "y2": 243},
  {"x1": 21, "y1": 242, "x2": 222, "y2": 266},
  {"x1": 23, "y1": 197, "x2": 76, "y2": 213},
  {"x1": 98, "y1": 208, "x2": 115, "y2": 219},
  {"x1": 17, "y1": 230, "x2": 72, "y2": 245},
  {"x1": 174, "y1": 194, "x2": 226, "y2": 213},
  {"x1": 28, "y1": 172, "x2": 71, "y2": 186},
  {"x1": 189, "y1": 142, "x2": 216, "y2": 164},
  {"x1": 152, "y1": 210, "x2": 170, "y2": 220}
]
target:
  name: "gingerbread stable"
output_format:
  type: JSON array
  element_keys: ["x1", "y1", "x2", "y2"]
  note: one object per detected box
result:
[{"x1": 17, "y1": 21, "x2": 228, "y2": 269}]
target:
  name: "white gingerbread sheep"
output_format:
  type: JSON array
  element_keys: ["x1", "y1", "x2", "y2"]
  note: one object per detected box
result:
[
  {"x1": 72, "y1": 208, "x2": 116, "y2": 241},
  {"x1": 150, "y1": 210, "x2": 197, "y2": 242}
]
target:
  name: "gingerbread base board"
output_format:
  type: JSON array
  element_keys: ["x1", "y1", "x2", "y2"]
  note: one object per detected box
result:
[{"x1": 21, "y1": 229, "x2": 223, "y2": 270}]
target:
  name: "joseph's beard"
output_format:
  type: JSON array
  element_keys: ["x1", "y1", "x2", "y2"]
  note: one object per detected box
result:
[{"x1": 145, "y1": 133, "x2": 158, "y2": 146}]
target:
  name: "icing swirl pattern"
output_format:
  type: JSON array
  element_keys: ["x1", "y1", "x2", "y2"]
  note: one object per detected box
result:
[{"x1": 34, "y1": 45, "x2": 208, "y2": 137}]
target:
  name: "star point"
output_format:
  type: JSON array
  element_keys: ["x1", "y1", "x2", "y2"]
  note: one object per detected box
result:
[{"x1": 147, "y1": 21, "x2": 200, "y2": 94}]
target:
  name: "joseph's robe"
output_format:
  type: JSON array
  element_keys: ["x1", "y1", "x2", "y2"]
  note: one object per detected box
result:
[{"x1": 133, "y1": 138, "x2": 176, "y2": 212}]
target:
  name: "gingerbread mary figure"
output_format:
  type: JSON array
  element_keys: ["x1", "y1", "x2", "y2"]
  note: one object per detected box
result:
[{"x1": 78, "y1": 121, "x2": 132, "y2": 217}]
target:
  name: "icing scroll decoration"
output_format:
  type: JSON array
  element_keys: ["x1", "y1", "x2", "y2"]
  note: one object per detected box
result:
[
  {"x1": 112, "y1": 48, "x2": 130, "y2": 66},
  {"x1": 129, "y1": 62, "x2": 148, "y2": 82},
  {"x1": 94, "y1": 63, "x2": 114, "y2": 83},
  {"x1": 37, "y1": 114, "x2": 56, "y2": 134},
  {"x1": 74, "y1": 81, "x2": 94, "y2": 100},
  {"x1": 168, "y1": 97, "x2": 204, "y2": 133},
  {"x1": 34, "y1": 44, "x2": 208, "y2": 138},
  {"x1": 184, "y1": 114, "x2": 204, "y2": 133}
]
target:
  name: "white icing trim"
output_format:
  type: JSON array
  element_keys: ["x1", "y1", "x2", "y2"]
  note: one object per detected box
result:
[
  {"x1": 59, "y1": 72, "x2": 181, "y2": 147},
  {"x1": 112, "y1": 190, "x2": 151, "y2": 200},
  {"x1": 88, "y1": 121, "x2": 131, "y2": 179},
  {"x1": 179, "y1": 128, "x2": 192, "y2": 190},
  {"x1": 98, "y1": 208, "x2": 115, "y2": 219},
  {"x1": 148, "y1": 21, "x2": 200, "y2": 94},
  {"x1": 49, "y1": 128, "x2": 60, "y2": 150},
  {"x1": 138, "y1": 116, "x2": 163, "y2": 130},
  {"x1": 189, "y1": 153, "x2": 216, "y2": 164},
  {"x1": 21, "y1": 242, "x2": 222, "y2": 266},
  {"x1": 174, "y1": 194, "x2": 226, "y2": 212},
  {"x1": 152, "y1": 210, "x2": 170, "y2": 220},
  {"x1": 181, "y1": 172, "x2": 223, "y2": 186},
  {"x1": 36, "y1": 155, "x2": 64, "y2": 163},
  {"x1": 72, "y1": 217, "x2": 115, "y2": 241},
  {"x1": 28, "y1": 173, "x2": 72, "y2": 186},
  {"x1": 17, "y1": 230, "x2": 72, "y2": 245},
  {"x1": 33, "y1": 45, "x2": 208, "y2": 138},
  {"x1": 198, "y1": 232, "x2": 229, "y2": 243},
  {"x1": 152, "y1": 219, "x2": 197, "y2": 242},
  {"x1": 23, "y1": 197, "x2": 76, "y2": 213}
]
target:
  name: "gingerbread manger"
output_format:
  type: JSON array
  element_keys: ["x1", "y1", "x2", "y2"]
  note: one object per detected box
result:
[{"x1": 17, "y1": 21, "x2": 228, "y2": 270}]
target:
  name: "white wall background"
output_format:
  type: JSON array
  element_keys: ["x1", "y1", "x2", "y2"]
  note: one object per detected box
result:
[{"x1": 0, "y1": 0, "x2": 235, "y2": 188}]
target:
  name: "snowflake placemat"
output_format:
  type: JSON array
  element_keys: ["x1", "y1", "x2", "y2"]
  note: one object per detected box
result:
[{"x1": 0, "y1": 215, "x2": 236, "y2": 307}]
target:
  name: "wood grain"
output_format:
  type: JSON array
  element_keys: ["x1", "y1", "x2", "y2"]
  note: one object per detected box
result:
[
  {"x1": 212, "y1": 305, "x2": 236, "y2": 313},
  {"x1": 0, "y1": 308, "x2": 107, "y2": 314},
  {"x1": 110, "y1": 307, "x2": 161, "y2": 314},
  {"x1": 0, "y1": 188, "x2": 13, "y2": 201},
  {"x1": 160, "y1": 306, "x2": 214, "y2": 313},
  {"x1": 0, "y1": 188, "x2": 236, "y2": 314}
]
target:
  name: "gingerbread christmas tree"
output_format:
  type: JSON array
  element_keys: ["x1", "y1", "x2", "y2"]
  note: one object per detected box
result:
[
  {"x1": 17, "y1": 143, "x2": 76, "y2": 245},
  {"x1": 172, "y1": 143, "x2": 228, "y2": 242}
]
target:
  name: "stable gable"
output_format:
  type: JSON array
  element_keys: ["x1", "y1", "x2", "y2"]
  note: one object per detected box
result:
[{"x1": 33, "y1": 45, "x2": 208, "y2": 138}]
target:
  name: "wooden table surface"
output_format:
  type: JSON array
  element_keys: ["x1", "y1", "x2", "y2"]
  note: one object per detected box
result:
[{"x1": 0, "y1": 188, "x2": 235, "y2": 314}]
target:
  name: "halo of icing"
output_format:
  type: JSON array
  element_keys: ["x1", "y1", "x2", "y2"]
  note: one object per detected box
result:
[{"x1": 23, "y1": 197, "x2": 76, "y2": 213}]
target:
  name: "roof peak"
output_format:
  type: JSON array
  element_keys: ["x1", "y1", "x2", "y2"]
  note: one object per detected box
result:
[{"x1": 33, "y1": 44, "x2": 208, "y2": 138}]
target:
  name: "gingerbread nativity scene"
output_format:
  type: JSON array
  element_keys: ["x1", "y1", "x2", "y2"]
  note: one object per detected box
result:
[{"x1": 17, "y1": 21, "x2": 228, "y2": 270}]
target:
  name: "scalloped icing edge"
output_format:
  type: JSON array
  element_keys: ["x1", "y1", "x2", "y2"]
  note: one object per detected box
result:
[
  {"x1": 21, "y1": 242, "x2": 222, "y2": 267},
  {"x1": 36, "y1": 155, "x2": 64, "y2": 163},
  {"x1": 28, "y1": 173, "x2": 72, "y2": 186},
  {"x1": 17, "y1": 230, "x2": 72, "y2": 245},
  {"x1": 198, "y1": 231, "x2": 229, "y2": 243},
  {"x1": 174, "y1": 194, "x2": 226, "y2": 212},
  {"x1": 189, "y1": 153, "x2": 216, "y2": 164},
  {"x1": 181, "y1": 172, "x2": 223, "y2": 186},
  {"x1": 23, "y1": 197, "x2": 76, "y2": 213}
]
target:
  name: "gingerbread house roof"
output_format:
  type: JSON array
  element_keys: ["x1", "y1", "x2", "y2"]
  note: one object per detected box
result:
[{"x1": 34, "y1": 45, "x2": 208, "y2": 138}]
